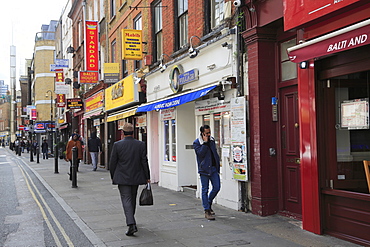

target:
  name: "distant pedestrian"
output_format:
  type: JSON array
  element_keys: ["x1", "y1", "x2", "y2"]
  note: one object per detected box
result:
[
  {"x1": 41, "y1": 139, "x2": 49, "y2": 159},
  {"x1": 66, "y1": 134, "x2": 83, "y2": 172},
  {"x1": 110, "y1": 122, "x2": 151, "y2": 236},
  {"x1": 33, "y1": 140, "x2": 38, "y2": 155},
  {"x1": 193, "y1": 125, "x2": 221, "y2": 220},
  {"x1": 87, "y1": 131, "x2": 102, "y2": 171},
  {"x1": 69, "y1": 129, "x2": 85, "y2": 145}
]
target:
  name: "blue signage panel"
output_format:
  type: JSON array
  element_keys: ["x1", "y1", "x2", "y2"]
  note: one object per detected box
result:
[
  {"x1": 137, "y1": 85, "x2": 216, "y2": 112},
  {"x1": 178, "y1": 69, "x2": 199, "y2": 85}
]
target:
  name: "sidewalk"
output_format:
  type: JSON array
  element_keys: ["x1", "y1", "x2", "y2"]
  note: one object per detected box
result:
[{"x1": 12, "y1": 149, "x2": 360, "y2": 247}]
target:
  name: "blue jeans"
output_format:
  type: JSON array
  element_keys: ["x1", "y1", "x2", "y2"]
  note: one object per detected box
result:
[
  {"x1": 90, "y1": 152, "x2": 99, "y2": 169},
  {"x1": 200, "y1": 166, "x2": 220, "y2": 211}
]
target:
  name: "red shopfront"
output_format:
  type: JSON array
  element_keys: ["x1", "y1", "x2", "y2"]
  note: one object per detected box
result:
[{"x1": 285, "y1": 0, "x2": 370, "y2": 245}]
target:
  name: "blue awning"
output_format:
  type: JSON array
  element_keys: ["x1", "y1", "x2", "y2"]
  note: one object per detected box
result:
[{"x1": 137, "y1": 84, "x2": 217, "y2": 112}]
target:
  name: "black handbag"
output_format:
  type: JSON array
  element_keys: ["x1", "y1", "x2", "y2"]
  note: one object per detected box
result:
[{"x1": 139, "y1": 183, "x2": 153, "y2": 206}]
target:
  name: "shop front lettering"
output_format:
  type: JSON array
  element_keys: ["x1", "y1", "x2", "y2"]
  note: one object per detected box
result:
[
  {"x1": 327, "y1": 34, "x2": 368, "y2": 52},
  {"x1": 154, "y1": 99, "x2": 181, "y2": 109}
]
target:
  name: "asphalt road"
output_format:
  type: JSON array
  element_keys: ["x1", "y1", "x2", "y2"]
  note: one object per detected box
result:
[{"x1": 0, "y1": 148, "x2": 93, "y2": 247}]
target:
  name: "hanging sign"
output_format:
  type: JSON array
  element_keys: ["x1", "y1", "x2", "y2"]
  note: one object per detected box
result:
[
  {"x1": 55, "y1": 70, "x2": 69, "y2": 94},
  {"x1": 56, "y1": 94, "x2": 66, "y2": 107},
  {"x1": 104, "y1": 63, "x2": 120, "y2": 84},
  {"x1": 85, "y1": 20, "x2": 99, "y2": 71},
  {"x1": 67, "y1": 98, "x2": 83, "y2": 109},
  {"x1": 121, "y1": 29, "x2": 143, "y2": 60},
  {"x1": 79, "y1": 71, "x2": 99, "y2": 84}
]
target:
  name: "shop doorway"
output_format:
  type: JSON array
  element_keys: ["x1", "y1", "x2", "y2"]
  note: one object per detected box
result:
[
  {"x1": 279, "y1": 85, "x2": 302, "y2": 217},
  {"x1": 318, "y1": 71, "x2": 370, "y2": 243}
]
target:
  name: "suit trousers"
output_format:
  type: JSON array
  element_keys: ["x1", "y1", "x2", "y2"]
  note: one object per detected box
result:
[{"x1": 118, "y1": 184, "x2": 139, "y2": 226}]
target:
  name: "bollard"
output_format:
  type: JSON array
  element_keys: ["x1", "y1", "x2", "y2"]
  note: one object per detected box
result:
[
  {"x1": 54, "y1": 143, "x2": 59, "y2": 174},
  {"x1": 71, "y1": 146, "x2": 78, "y2": 188},
  {"x1": 37, "y1": 147, "x2": 40, "y2": 163},
  {"x1": 30, "y1": 145, "x2": 34, "y2": 162}
]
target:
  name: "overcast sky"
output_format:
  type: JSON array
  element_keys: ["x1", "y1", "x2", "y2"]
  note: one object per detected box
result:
[{"x1": 0, "y1": 0, "x2": 68, "y2": 89}]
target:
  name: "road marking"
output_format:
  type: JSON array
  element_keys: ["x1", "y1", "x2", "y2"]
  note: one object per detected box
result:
[{"x1": 17, "y1": 163, "x2": 74, "y2": 247}]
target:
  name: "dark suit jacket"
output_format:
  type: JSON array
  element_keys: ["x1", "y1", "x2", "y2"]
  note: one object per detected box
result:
[{"x1": 109, "y1": 136, "x2": 150, "y2": 185}]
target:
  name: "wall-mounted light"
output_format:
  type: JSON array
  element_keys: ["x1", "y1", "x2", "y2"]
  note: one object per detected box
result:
[
  {"x1": 159, "y1": 53, "x2": 170, "y2": 73},
  {"x1": 221, "y1": 42, "x2": 232, "y2": 49},
  {"x1": 67, "y1": 45, "x2": 75, "y2": 53},
  {"x1": 133, "y1": 74, "x2": 142, "y2": 84},
  {"x1": 65, "y1": 78, "x2": 72, "y2": 85},
  {"x1": 299, "y1": 61, "x2": 309, "y2": 69},
  {"x1": 188, "y1": 36, "x2": 202, "y2": 58},
  {"x1": 217, "y1": 88, "x2": 225, "y2": 100}
]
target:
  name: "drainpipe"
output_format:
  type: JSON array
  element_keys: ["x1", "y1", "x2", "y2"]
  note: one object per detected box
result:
[{"x1": 235, "y1": 7, "x2": 248, "y2": 212}]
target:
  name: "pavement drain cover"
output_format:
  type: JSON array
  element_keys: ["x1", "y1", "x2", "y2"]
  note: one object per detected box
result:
[{"x1": 229, "y1": 240, "x2": 251, "y2": 245}]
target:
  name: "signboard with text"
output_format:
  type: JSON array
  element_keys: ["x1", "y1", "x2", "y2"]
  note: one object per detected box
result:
[
  {"x1": 105, "y1": 74, "x2": 140, "y2": 111},
  {"x1": 122, "y1": 29, "x2": 143, "y2": 60},
  {"x1": 283, "y1": 0, "x2": 361, "y2": 30},
  {"x1": 85, "y1": 91, "x2": 104, "y2": 112},
  {"x1": 56, "y1": 94, "x2": 66, "y2": 107},
  {"x1": 66, "y1": 98, "x2": 83, "y2": 109},
  {"x1": 79, "y1": 71, "x2": 99, "y2": 84},
  {"x1": 104, "y1": 63, "x2": 120, "y2": 84},
  {"x1": 85, "y1": 20, "x2": 99, "y2": 71}
]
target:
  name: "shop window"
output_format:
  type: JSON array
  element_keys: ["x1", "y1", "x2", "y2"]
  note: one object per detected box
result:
[
  {"x1": 171, "y1": 119, "x2": 176, "y2": 161},
  {"x1": 214, "y1": 113, "x2": 221, "y2": 163},
  {"x1": 324, "y1": 71, "x2": 370, "y2": 193},
  {"x1": 280, "y1": 38, "x2": 297, "y2": 81},
  {"x1": 164, "y1": 120, "x2": 169, "y2": 161},
  {"x1": 164, "y1": 119, "x2": 177, "y2": 162}
]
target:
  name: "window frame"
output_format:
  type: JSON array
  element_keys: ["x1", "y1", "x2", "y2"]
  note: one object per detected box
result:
[{"x1": 176, "y1": 0, "x2": 188, "y2": 49}]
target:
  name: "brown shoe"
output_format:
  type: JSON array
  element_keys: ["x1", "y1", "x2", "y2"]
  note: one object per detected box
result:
[
  {"x1": 205, "y1": 210, "x2": 215, "y2": 220},
  {"x1": 210, "y1": 208, "x2": 215, "y2": 215}
]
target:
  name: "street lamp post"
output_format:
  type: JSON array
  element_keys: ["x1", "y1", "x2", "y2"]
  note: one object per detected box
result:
[{"x1": 46, "y1": 90, "x2": 58, "y2": 174}]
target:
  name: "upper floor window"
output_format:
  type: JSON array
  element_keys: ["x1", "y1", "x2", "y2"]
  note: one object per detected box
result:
[
  {"x1": 111, "y1": 40, "x2": 116, "y2": 63},
  {"x1": 153, "y1": 1, "x2": 163, "y2": 62},
  {"x1": 110, "y1": 0, "x2": 116, "y2": 19},
  {"x1": 177, "y1": 0, "x2": 188, "y2": 49},
  {"x1": 134, "y1": 14, "x2": 142, "y2": 30},
  {"x1": 134, "y1": 14, "x2": 142, "y2": 70},
  {"x1": 280, "y1": 38, "x2": 297, "y2": 82},
  {"x1": 211, "y1": 0, "x2": 224, "y2": 29}
]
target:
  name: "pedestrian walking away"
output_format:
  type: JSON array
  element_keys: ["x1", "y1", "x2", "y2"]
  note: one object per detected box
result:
[
  {"x1": 41, "y1": 139, "x2": 49, "y2": 159},
  {"x1": 110, "y1": 122, "x2": 151, "y2": 236},
  {"x1": 193, "y1": 125, "x2": 221, "y2": 220},
  {"x1": 87, "y1": 131, "x2": 102, "y2": 171}
]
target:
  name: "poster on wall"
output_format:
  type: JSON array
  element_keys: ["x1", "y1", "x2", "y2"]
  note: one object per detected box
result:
[
  {"x1": 231, "y1": 97, "x2": 246, "y2": 144},
  {"x1": 341, "y1": 98, "x2": 369, "y2": 130},
  {"x1": 231, "y1": 97, "x2": 248, "y2": 181},
  {"x1": 232, "y1": 145, "x2": 247, "y2": 181}
]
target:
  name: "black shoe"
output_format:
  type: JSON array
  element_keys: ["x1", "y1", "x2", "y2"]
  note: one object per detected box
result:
[{"x1": 125, "y1": 225, "x2": 138, "y2": 236}]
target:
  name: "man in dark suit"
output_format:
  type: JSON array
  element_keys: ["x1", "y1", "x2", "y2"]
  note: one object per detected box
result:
[{"x1": 110, "y1": 122, "x2": 151, "y2": 236}]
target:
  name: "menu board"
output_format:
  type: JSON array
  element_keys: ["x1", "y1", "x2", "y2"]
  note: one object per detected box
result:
[{"x1": 341, "y1": 98, "x2": 369, "y2": 130}]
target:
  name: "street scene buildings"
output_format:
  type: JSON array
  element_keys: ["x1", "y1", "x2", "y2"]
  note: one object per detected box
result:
[{"x1": 2, "y1": 0, "x2": 370, "y2": 245}]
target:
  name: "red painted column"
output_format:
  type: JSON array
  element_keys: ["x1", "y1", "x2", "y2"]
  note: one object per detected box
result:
[
  {"x1": 243, "y1": 27, "x2": 279, "y2": 216},
  {"x1": 298, "y1": 60, "x2": 322, "y2": 234}
]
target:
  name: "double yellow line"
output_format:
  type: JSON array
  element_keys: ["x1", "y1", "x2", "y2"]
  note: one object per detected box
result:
[{"x1": 17, "y1": 161, "x2": 74, "y2": 247}]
